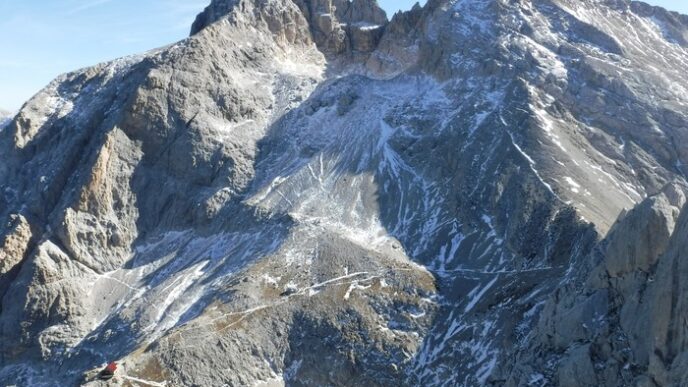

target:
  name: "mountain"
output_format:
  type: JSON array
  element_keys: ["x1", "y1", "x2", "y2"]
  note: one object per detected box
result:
[
  {"x1": 0, "y1": 109, "x2": 12, "y2": 129},
  {"x1": 0, "y1": 0, "x2": 687, "y2": 385}
]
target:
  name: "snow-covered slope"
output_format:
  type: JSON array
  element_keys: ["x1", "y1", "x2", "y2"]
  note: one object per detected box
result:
[{"x1": 0, "y1": 0, "x2": 687, "y2": 385}]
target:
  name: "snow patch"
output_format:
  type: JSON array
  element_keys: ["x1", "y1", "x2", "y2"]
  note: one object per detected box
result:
[{"x1": 564, "y1": 176, "x2": 581, "y2": 193}]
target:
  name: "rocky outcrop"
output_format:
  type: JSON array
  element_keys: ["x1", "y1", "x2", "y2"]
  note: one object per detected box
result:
[
  {"x1": 293, "y1": 0, "x2": 387, "y2": 53},
  {"x1": 192, "y1": 0, "x2": 389, "y2": 55},
  {"x1": 1, "y1": 0, "x2": 688, "y2": 385},
  {"x1": 504, "y1": 182, "x2": 688, "y2": 386},
  {"x1": 0, "y1": 214, "x2": 34, "y2": 307}
]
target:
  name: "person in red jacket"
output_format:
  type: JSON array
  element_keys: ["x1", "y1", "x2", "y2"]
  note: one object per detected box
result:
[{"x1": 98, "y1": 362, "x2": 117, "y2": 381}]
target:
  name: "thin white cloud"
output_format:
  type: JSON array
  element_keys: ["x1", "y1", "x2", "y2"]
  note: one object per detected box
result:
[
  {"x1": 66, "y1": 0, "x2": 114, "y2": 15},
  {"x1": 155, "y1": 0, "x2": 210, "y2": 32},
  {"x1": 0, "y1": 0, "x2": 211, "y2": 110}
]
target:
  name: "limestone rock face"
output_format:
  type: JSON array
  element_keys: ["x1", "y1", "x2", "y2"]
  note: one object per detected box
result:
[
  {"x1": 192, "y1": 0, "x2": 388, "y2": 54},
  {"x1": 504, "y1": 183, "x2": 688, "y2": 386},
  {"x1": 0, "y1": 214, "x2": 33, "y2": 302},
  {"x1": 1, "y1": 0, "x2": 688, "y2": 386}
]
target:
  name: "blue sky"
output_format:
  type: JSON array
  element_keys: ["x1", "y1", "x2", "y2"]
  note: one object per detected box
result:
[{"x1": 0, "y1": 0, "x2": 687, "y2": 111}]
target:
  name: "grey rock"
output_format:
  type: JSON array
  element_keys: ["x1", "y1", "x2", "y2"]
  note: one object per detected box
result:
[
  {"x1": 557, "y1": 345, "x2": 597, "y2": 387},
  {"x1": 506, "y1": 183, "x2": 688, "y2": 386},
  {"x1": 0, "y1": 0, "x2": 688, "y2": 386}
]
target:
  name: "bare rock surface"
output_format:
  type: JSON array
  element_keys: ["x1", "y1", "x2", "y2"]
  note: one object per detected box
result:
[
  {"x1": 505, "y1": 183, "x2": 688, "y2": 386},
  {"x1": 0, "y1": 0, "x2": 687, "y2": 386}
]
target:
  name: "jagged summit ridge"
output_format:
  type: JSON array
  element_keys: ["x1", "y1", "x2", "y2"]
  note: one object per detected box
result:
[
  {"x1": 191, "y1": 0, "x2": 389, "y2": 54},
  {"x1": 0, "y1": 0, "x2": 687, "y2": 386}
]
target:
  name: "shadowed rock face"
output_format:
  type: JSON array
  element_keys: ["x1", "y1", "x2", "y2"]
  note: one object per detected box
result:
[
  {"x1": 505, "y1": 182, "x2": 688, "y2": 387},
  {"x1": 0, "y1": 0, "x2": 687, "y2": 385}
]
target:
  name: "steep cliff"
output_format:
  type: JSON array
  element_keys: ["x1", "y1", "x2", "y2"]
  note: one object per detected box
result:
[{"x1": 0, "y1": 0, "x2": 687, "y2": 385}]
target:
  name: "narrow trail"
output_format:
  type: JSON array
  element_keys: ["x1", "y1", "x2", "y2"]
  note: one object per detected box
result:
[
  {"x1": 431, "y1": 265, "x2": 564, "y2": 276},
  {"x1": 158, "y1": 270, "x2": 404, "y2": 352},
  {"x1": 121, "y1": 374, "x2": 169, "y2": 387}
]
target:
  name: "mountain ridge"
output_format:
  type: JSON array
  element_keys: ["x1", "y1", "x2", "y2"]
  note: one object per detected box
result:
[{"x1": 0, "y1": 0, "x2": 687, "y2": 385}]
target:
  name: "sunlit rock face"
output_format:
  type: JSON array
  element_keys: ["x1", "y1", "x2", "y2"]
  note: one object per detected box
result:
[{"x1": 1, "y1": 0, "x2": 687, "y2": 385}]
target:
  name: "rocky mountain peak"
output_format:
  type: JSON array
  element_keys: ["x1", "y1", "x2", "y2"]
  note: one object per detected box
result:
[
  {"x1": 293, "y1": 0, "x2": 388, "y2": 53},
  {"x1": 1, "y1": 0, "x2": 688, "y2": 385},
  {"x1": 191, "y1": 0, "x2": 390, "y2": 54}
]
